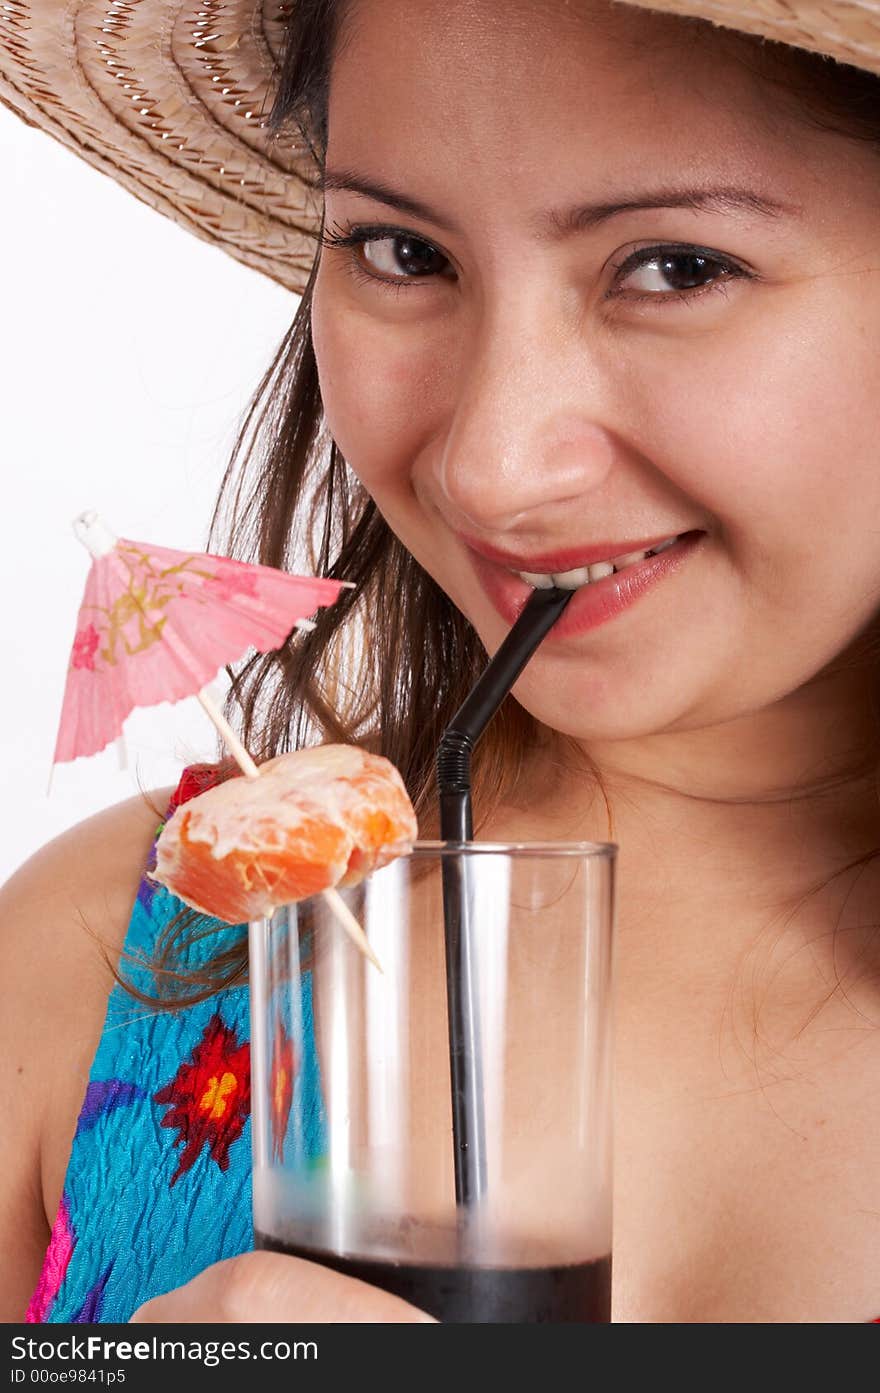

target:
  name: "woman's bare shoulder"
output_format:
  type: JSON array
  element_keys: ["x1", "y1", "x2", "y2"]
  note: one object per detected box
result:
[
  {"x1": 0, "y1": 785, "x2": 174, "y2": 946},
  {"x1": 0, "y1": 785, "x2": 175, "y2": 1320}
]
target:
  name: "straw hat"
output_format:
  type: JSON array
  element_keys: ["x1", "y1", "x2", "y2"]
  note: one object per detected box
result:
[{"x1": 2, "y1": 1, "x2": 879, "y2": 295}]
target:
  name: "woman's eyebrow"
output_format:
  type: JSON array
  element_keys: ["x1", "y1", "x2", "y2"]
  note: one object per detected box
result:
[
  {"x1": 538, "y1": 185, "x2": 804, "y2": 238},
  {"x1": 319, "y1": 168, "x2": 803, "y2": 237},
  {"x1": 320, "y1": 169, "x2": 459, "y2": 230}
]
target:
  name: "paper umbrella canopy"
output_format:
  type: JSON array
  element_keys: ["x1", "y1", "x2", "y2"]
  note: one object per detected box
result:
[{"x1": 53, "y1": 511, "x2": 348, "y2": 767}]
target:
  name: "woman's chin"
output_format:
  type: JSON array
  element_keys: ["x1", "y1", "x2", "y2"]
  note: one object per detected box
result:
[{"x1": 511, "y1": 677, "x2": 706, "y2": 749}]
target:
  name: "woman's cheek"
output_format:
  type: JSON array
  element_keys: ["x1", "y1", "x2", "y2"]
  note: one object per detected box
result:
[
  {"x1": 312, "y1": 286, "x2": 438, "y2": 484},
  {"x1": 611, "y1": 294, "x2": 877, "y2": 553}
]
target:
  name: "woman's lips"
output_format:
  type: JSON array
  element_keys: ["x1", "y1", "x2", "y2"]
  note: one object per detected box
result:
[{"x1": 468, "y1": 531, "x2": 704, "y2": 640}]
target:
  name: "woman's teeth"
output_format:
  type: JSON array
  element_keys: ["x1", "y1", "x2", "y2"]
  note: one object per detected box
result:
[{"x1": 514, "y1": 535, "x2": 680, "y2": 590}]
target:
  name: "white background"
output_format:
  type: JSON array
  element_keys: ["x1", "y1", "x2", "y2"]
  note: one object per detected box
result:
[{"x1": 1, "y1": 103, "x2": 299, "y2": 885}]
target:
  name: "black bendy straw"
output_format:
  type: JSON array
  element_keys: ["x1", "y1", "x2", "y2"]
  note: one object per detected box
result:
[{"x1": 436, "y1": 584, "x2": 575, "y2": 1206}]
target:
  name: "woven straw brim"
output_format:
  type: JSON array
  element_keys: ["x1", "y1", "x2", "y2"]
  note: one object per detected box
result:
[{"x1": 3, "y1": 0, "x2": 880, "y2": 295}]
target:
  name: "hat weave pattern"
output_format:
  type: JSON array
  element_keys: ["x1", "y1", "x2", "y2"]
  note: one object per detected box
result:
[
  {"x1": 656, "y1": 0, "x2": 880, "y2": 71},
  {"x1": 3, "y1": 0, "x2": 880, "y2": 291},
  {"x1": 0, "y1": 0, "x2": 320, "y2": 292}
]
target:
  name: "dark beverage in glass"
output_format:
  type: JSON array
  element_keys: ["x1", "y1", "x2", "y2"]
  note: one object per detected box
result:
[
  {"x1": 254, "y1": 1229, "x2": 611, "y2": 1323},
  {"x1": 249, "y1": 846, "x2": 615, "y2": 1327}
]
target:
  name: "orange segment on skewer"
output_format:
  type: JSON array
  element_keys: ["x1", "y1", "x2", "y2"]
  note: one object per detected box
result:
[{"x1": 152, "y1": 744, "x2": 418, "y2": 925}]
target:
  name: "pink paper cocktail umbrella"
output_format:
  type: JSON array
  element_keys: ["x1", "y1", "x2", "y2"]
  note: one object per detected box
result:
[
  {"x1": 54, "y1": 511, "x2": 345, "y2": 769},
  {"x1": 53, "y1": 510, "x2": 379, "y2": 968}
]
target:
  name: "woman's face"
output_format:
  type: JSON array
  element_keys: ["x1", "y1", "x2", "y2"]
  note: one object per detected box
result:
[{"x1": 312, "y1": 0, "x2": 880, "y2": 745}]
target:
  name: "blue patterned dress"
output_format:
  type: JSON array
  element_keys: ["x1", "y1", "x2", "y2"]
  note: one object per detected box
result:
[{"x1": 26, "y1": 764, "x2": 325, "y2": 1324}]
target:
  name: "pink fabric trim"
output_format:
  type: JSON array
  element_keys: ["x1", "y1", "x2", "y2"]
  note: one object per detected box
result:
[{"x1": 26, "y1": 1195, "x2": 75, "y2": 1323}]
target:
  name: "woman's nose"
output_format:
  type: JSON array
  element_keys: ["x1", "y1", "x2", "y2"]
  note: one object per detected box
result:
[{"x1": 433, "y1": 321, "x2": 615, "y2": 534}]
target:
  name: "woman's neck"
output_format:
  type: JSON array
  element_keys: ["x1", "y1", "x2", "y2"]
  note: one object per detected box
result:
[
  {"x1": 489, "y1": 655, "x2": 880, "y2": 1014},
  {"x1": 519, "y1": 650, "x2": 879, "y2": 854}
]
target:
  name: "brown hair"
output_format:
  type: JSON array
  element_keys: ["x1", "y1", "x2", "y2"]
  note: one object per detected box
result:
[{"x1": 122, "y1": 4, "x2": 880, "y2": 1006}]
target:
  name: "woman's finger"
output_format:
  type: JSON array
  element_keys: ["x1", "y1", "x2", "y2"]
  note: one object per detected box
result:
[{"x1": 129, "y1": 1249, "x2": 437, "y2": 1324}]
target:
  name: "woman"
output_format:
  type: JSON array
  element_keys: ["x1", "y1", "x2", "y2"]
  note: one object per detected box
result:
[{"x1": 3, "y1": 0, "x2": 880, "y2": 1322}]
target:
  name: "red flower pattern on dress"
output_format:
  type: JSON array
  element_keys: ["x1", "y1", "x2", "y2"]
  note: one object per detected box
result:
[
  {"x1": 269, "y1": 1016, "x2": 297, "y2": 1163},
  {"x1": 163, "y1": 762, "x2": 235, "y2": 819},
  {"x1": 71, "y1": 623, "x2": 100, "y2": 671},
  {"x1": 154, "y1": 1013, "x2": 251, "y2": 1186}
]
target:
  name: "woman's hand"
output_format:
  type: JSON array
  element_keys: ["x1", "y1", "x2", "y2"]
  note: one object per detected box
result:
[{"x1": 129, "y1": 1250, "x2": 436, "y2": 1323}]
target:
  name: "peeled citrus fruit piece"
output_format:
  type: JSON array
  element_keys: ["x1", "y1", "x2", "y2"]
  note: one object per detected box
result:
[{"x1": 152, "y1": 744, "x2": 418, "y2": 922}]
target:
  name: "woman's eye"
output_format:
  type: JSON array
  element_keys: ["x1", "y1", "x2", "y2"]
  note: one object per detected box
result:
[
  {"x1": 361, "y1": 234, "x2": 449, "y2": 280},
  {"x1": 610, "y1": 246, "x2": 749, "y2": 303},
  {"x1": 320, "y1": 224, "x2": 452, "y2": 287}
]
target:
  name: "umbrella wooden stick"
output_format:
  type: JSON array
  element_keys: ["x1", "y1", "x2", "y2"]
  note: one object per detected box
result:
[
  {"x1": 197, "y1": 688, "x2": 382, "y2": 973},
  {"x1": 197, "y1": 690, "x2": 262, "y2": 780}
]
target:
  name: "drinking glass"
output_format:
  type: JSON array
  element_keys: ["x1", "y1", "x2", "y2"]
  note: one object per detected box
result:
[{"x1": 249, "y1": 841, "x2": 615, "y2": 1323}]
